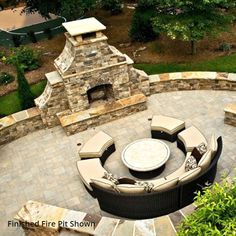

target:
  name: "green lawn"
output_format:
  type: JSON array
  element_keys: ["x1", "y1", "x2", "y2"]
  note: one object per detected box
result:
[
  {"x1": 134, "y1": 53, "x2": 236, "y2": 75},
  {"x1": 0, "y1": 80, "x2": 47, "y2": 116}
]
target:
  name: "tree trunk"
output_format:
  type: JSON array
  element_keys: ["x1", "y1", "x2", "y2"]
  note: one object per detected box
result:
[{"x1": 191, "y1": 40, "x2": 197, "y2": 55}]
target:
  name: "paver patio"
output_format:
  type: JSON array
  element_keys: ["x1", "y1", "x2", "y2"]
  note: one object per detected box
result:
[{"x1": 0, "y1": 90, "x2": 236, "y2": 236}]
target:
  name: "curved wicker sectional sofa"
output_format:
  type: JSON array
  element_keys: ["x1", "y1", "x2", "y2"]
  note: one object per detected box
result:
[
  {"x1": 76, "y1": 116, "x2": 223, "y2": 219},
  {"x1": 90, "y1": 137, "x2": 222, "y2": 219}
]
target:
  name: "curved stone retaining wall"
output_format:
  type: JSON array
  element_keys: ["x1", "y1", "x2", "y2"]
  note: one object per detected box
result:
[
  {"x1": 149, "y1": 72, "x2": 236, "y2": 94},
  {"x1": 0, "y1": 108, "x2": 44, "y2": 145},
  {"x1": 0, "y1": 71, "x2": 236, "y2": 145}
]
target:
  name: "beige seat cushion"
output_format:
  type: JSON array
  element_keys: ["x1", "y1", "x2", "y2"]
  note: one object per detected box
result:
[
  {"x1": 151, "y1": 115, "x2": 185, "y2": 135},
  {"x1": 153, "y1": 177, "x2": 179, "y2": 192},
  {"x1": 209, "y1": 134, "x2": 218, "y2": 156},
  {"x1": 198, "y1": 150, "x2": 212, "y2": 171},
  {"x1": 76, "y1": 159, "x2": 107, "y2": 191},
  {"x1": 116, "y1": 184, "x2": 145, "y2": 194},
  {"x1": 148, "y1": 177, "x2": 166, "y2": 185},
  {"x1": 79, "y1": 131, "x2": 114, "y2": 158},
  {"x1": 178, "y1": 167, "x2": 201, "y2": 184},
  {"x1": 178, "y1": 126, "x2": 207, "y2": 152},
  {"x1": 90, "y1": 178, "x2": 116, "y2": 192},
  {"x1": 166, "y1": 152, "x2": 191, "y2": 180}
]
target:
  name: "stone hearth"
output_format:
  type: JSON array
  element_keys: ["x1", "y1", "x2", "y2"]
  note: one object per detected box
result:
[{"x1": 35, "y1": 17, "x2": 150, "y2": 133}]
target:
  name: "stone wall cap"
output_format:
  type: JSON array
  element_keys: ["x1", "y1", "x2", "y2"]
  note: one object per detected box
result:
[
  {"x1": 124, "y1": 54, "x2": 134, "y2": 65},
  {"x1": 46, "y1": 71, "x2": 63, "y2": 85},
  {"x1": 149, "y1": 74, "x2": 160, "y2": 83},
  {"x1": 228, "y1": 73, "x2": 236, "y2": 81},
  {"x1": 58, "y1": 94, "x2": 147, "y2": 127},
  {"x1": 0, "y1": 115, "x2": 15, "y2": 130},
  {"x1": 15, "y1": 200, "x2": 66, "y2": 230},
  {"x1": 62, "y1": 17, "x2": 106, "y2": 36},
  {"x1": 12, "y1": 110, "x2": 29, "y2": 122},
  {"x1": 182, "y1": 71, "x2": 217, "y2": 79},
  {"x1": 224, "y1": 103, "x2": 236, "y2": 114}
]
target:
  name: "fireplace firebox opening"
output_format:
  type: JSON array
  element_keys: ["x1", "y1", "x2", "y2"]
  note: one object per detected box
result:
[{"x1": 87, "y1": 84, "x2": 114, "y2": 106}]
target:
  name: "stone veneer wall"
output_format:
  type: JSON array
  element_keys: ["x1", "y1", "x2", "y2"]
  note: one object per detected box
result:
[
  {"x1": 0, "y1": 108, "x2": 44, "y2": 145},
  {"x1": 15, "y1": 200, "x2": 178, "y2": 236},
  {"x1": 224, "y1": 104, "x2": 236, "y2": 126},
  {"x1": 35, "y1": 71, "x2": 69, "y2": 128},
  {"x1": 1, "y1": 71, "x2": 236, "y2": 145},
  {"x1": 53, "y1": 32, "x2": 150, "y2": 113},
  {"x1": 57, "y1": 94, "x2": 147, "y2": 135},
  {"x1": 149, "y1": 72, "x2": 236, "y2": 93}
]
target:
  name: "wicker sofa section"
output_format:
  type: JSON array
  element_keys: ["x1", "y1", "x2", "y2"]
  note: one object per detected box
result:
[
  {"x1": 177, "y1": 126, "x2": 207, "y2": 153},
  {"x1": 78, "y1": 131, "x2": 115, "y2": 165},
  {"x1": 91, "y1": 137, "x2": 223, "y2": 219},
  {"x1": 151, "y1": 115, "x2": 185, "y2": 142}
]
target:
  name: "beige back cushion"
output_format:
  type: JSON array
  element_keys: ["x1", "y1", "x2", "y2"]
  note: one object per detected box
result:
[
  {"x1": 179, "y1": 167, "x2": 201, "y2": 184},
  {"x1": 153, "y1": 178, "x2": 178, "y2": 192},
  {"x1": 210, "y1": 134, "x2": 218, "y2": 156},
  {"x1": 90, "y1": 178, "x2": 116, "y2": 192},
  {"x1": 198, "y1": 150, "x2": 212, "y2": 171},
  {"x1": 116, "y1": 184, "x2": 145, "y2": 194}
]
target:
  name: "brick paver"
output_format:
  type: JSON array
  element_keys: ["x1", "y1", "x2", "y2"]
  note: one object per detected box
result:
[{"x1": 0, "y1": 90, "x2": 236, "y2": 235}]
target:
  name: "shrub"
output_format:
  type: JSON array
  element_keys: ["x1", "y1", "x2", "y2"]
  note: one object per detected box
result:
[
  {"x1": 12, "y1": 35, "x2": 22, "y2": 47},
  {"x1": 129, "y1": 7, "x2": 157, "y2": 42},
  {"x1": 0, "y1": 50, "x2": 5, "y2": 59},
  {"x1": 6, "y1": 46, "x2": 41, "y2": 71},
  {"x1": 101, "y1": 0, "x2": 122, "y2": 15},
  {"x1": 16, "y1": 64, "x2": 35, "y2": 110},
  {"x1": 0, "y1": 72, "x2": 15, "y2": 85},
  {"x1": 219, "y1": 42, "x2": 231, "y2": 52},
  {"x1": 178, "y1": 176, "x2": 236, "y2": 235}
]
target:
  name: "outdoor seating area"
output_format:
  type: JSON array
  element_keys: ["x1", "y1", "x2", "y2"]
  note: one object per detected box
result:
[
  {"x1": 76, "y1": 115, "x2": 223, "y2": 219},
  {"x1": 0, "y1": 6, "x2": 236, "y2": 234},
  {"x1": 0, "y1": 90, "x2": 235, "y2": 235}
]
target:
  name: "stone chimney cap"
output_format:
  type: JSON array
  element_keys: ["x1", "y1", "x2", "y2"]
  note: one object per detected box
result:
[{"x1": 62, "y1": 17, "x2": 106, "y2": 36}]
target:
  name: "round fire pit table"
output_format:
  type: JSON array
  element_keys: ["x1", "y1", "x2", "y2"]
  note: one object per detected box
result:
[{"x1": 121, "y1": 138, "x2": 170, "y2": 179}]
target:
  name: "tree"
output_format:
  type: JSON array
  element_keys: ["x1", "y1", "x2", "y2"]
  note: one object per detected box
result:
[
  {"x1": 152, "y1": 0, "x2": 236, "y2": 54},
  {"x1": 100, "y1": 0, "x2": 123, "y2": 15},
  {"x1": 16, "y1": 64, "x2": 35, "y2": 110},
  {"x1": 8, "y1": 0, "x2": 97, "y2": 20},
  {"x1": 129, "y1": 0, "x2": 158, "y2": 42}
]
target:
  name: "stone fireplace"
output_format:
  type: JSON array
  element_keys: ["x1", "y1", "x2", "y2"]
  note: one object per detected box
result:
[{"x1": 35, "y1": 17, "x2": 150, "y2": 134}]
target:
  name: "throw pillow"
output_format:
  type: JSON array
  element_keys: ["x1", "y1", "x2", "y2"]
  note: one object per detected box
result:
[
  {"x1": 179, "y1": 167, "x2": 201, "y2": 184},
  {"x1": 103, "y1": 172, "x2": 119, "y2": 184},
  {"x1": 196, "y1": 142, "x2": 207, "y2": 155},
  {"x1": 135, "y1": 181, "x2": 154, "y2": 193},
  {"x1": 191, "y1": 147, "x2": 202, "y2": 163},
  {"x1": 91, "y1": 178, "x2": 119, "y2": 192},
  {"x1": 152, "y1": 177, "x2": 178, "y2": 192},
  {"x1": 116, "y1": 184, "x2": 145, "y2": 194},
  {"x1": 185, "y1": 155, "x2": 198, "y2": 171}
]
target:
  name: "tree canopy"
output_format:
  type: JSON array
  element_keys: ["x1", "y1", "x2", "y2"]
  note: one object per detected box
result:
[
  {"x1": 8, "y1": 0, "x2": 97, "y2": 20},
  {"x1": 151, "y1": 0, "x2": 236, "y2": 54}
]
